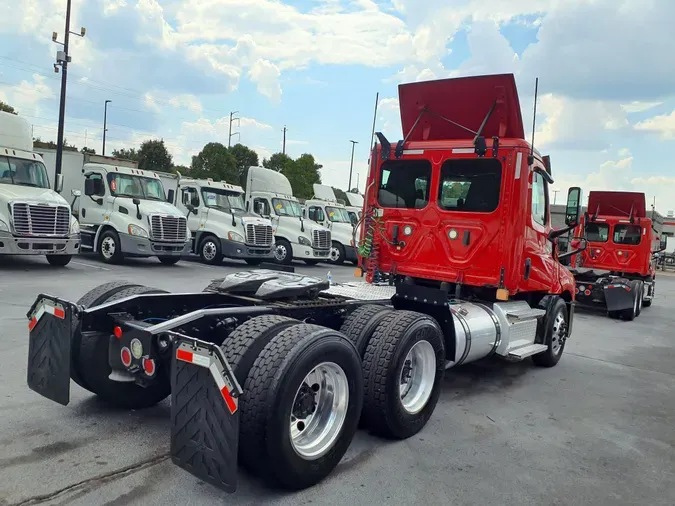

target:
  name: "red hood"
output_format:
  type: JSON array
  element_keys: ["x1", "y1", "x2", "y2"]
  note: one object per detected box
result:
[
  {"x1": 587, "y1": 191, "x2": 646, "y2": 218},
  {"x1": 397, "y1": 73, "x2": 525, "y2": 142}
]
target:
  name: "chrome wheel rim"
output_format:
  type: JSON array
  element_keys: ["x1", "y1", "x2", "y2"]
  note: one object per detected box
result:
[
  {"x1": 275, "y1": 244, "x2": 287, "y2": 261},
  {"x1": 399, "y1": 340, "x2": 436, "y2": 415},
  {"x1": 290, "y1": 362, "x2": 349, "y2": 460},
  {"x1": 551, "y1": 310, "x2": 567, "y2": 355},
  {"x1": 329, "y1": 247, "x2": 340, "y2": 262},
  {"x1": 202, "y1": 241, "x2": 217, "y2": 261},
  {"x1": 101, "y1": 236, "x2": 116, "y2": 259}
]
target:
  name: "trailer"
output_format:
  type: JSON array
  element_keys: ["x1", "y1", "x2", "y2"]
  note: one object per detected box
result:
[
  {"x1": 568, "y1": 191, "x2": 663, "y2": 320},
  {"x1": 25, "y1": 73, "x2": 586, "y2": 494}
]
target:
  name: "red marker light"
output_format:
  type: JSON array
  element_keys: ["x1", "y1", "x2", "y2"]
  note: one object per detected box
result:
[
  {"x1": 113, "y1": 326, "x2": 123, "y2": 339},
  {"x1": 142, "y1": 357, "x2": 156, "y2": 376},
  {"x1": 120, "y1": 347, "x2": 132, "y2": 367}
]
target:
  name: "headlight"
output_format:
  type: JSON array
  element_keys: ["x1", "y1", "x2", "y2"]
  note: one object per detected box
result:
[
  {"x1": 0, "y1": 219, "x2": 8, "y2": 232},
  {"x1": 70, "y1": 220, "x2": 80, "y2": 235},
  {"x1": 228, "y1": 231, "x2": 244, "y2": 243},
  {"x1": 128, "y1": 224, "x2": 149, "y2": 238},
  {"x1": 298, "y1": 236, "x2": 311, "y2": 246}
]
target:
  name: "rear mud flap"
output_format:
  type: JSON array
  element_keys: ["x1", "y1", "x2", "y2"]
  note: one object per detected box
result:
[
  {"x1": 26, "y1": 295, "x2": 74, "y2": 406},
  {"x1": 170, "y1": 336, "x2": 243, "y2": 494},
  {"x1": 603, "y1": 284, "x2": 634, "y2": 312}
]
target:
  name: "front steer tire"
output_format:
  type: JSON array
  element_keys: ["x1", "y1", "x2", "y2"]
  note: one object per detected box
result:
[
  {"x1": 361, "y1": 310, "x2": 445, "y2": 440},
  {"x1": 77, "y1": 285, "x2": 172, "y2": 409},
  {"x1": 532, "y1": 297, "x2": 568, "y2": 368},
  {"x1": 238, "y1": 324, "x2": 363, "y2": 490}
]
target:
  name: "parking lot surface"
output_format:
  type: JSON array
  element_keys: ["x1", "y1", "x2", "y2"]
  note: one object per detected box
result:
[{"x1": 1, "y1": 254, "x2": 674, "y2": 506}]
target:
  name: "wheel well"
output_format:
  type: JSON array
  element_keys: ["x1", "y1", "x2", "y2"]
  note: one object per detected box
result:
[
  {"x1": 274, "y1": 235, "x2": 290, "y2": 243},
  {"x1": 93, "y1": 224, "x2": 116, "y2": 253}
]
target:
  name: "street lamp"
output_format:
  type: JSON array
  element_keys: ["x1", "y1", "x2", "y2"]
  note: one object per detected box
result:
[
  {"x1": 102, "y1": 100, "x2": 111, "y2": 155},
  {"x1": 348, "y1": 140, "x2": 358, "y2": 191}
]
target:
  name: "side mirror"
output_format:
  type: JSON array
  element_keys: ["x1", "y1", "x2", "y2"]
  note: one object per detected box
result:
[
  {"x1": 542, "y1": 155, "x2": 552, "y2": 176},
  {"x1": 167, "y1": 189, "x2": 175, "y2": 204},
  {"x1": 55, "y1": 174, "x2": 64, "y2": 193},
  {"x1": 254, "y1": 202, "x2": 264, "y2": 215},
  {"x1": 191, "y1": 195, "x2": 200, "y2": 207},
  {"x1": 84, "y1": 178, "x2": 102, "y2": 196},
  {"x1": 71, "y1": 189, "x2": 81, "y2": 197},
  {"x1": 565, "y1": 186, "x2": 583, "y2": 227},
  {"x1": 660, "y1": 238, "x2": 667, "y2": 251},
  {"x1": 132, "y1": 197, "x2": 141, "y2": 206},
  {"x1": 245, "y1": 200, "x2": 250, "y2": 211}
]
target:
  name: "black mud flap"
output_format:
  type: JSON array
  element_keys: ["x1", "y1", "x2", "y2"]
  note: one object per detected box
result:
[
  {"x1": 170, "y1": 335, "x2": 243, "y2": 494},
  {"x1": 26, "y1": 295, "x2": 74, "y2": 406},
  {"x1": 603, "y1": 283, "x2": 634, "y2": 312}
]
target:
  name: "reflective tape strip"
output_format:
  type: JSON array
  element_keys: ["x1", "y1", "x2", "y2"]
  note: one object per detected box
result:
[
  {"x1": 209, "y1": 363, "x2": 238, "y2": 414},
  {"x1": 28, "y1": 301, "x2": 65, "y2": 330},
  {"x1": 175, "y1": 348, "x2": 210, "y2": 368}
]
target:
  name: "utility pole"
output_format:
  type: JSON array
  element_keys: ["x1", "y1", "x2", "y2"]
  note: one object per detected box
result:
[
  {"x1": 52, "y1": 0, "x2": 86, "y2": 190},
  {"x1": 348, "y1": 140, "x2": 358, "y2": 191},
  {"x1": 228, "y1": 111, "x2": 240, "y2": 147},
  {"x1": 282, "y1": 126, "x2": 287, "y2": 155},
  {"x1": 553, "y1": 190, "x2": 560, "y2": 205},
  {"x1": 102, "y1": 99, "x2": 111, "y2": 155}
]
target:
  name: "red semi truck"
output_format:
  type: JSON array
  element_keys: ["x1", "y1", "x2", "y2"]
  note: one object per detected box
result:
[
  {"x1": 568, "y1": 191, "x2": 664, "y2": 320},
  {"x1": 25, "y1": 73, "x2": 585, "y2": 494}
]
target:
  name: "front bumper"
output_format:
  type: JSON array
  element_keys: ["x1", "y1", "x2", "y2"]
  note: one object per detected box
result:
[
  {"x1": 0, "y1": 231, "x2": 80, "y2": 256},
  {"x1": 119, "y1": 233, "x2": 191, "y2": 257},
  {"x1": 220, "y1": 238, "x2": 274, "y2": 260},
  {"x1": 294, "y1": 242, "x2": 330, "y2": 260}
]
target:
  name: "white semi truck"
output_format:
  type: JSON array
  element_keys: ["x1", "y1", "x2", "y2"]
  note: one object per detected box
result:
[
  {"x1": 304, "y1": 184, "x2": 358, "y2": 265},
  {"x1": 245, "y1": 166, "x2": 331, "y2": 265},
  {"x1": 163, "y1": 173, "x2": 275, "y2": 265},
  {"x1": 0, "y1": 112, "x2": 80, "y2": 266},
  {"x1": 40, "y1": 149, "x2": 190, "y2": 265}
]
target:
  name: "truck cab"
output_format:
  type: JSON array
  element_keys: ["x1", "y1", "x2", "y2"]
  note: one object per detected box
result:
[
  {"x1": 0, "y1": 111, "x2": 80, "y2": 266},
  {"x1": 77, "y1": 162, "x2": 191, "y2": 264},
  {"x1": 170, "y1": 175, "x2": 275, "y2": 265},
  {"x1": 304, "y1": 184, "x2": 358, "y2": 265},
  {"x1": 569, "y1": 191, "x2": 658, "y2": 318},
  {"x1": 245, "y1": 166, "x2": 331, "y2": 265}
]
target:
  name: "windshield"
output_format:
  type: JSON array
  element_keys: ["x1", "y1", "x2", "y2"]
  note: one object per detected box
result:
[
  {"x1": 0, "y1": 156, "x2": 50, "y2": 189},
  {"x1": 107, "y1": 173, "x2": 166, "y2": 201},
  {"x1": 202, "y1": 188, "x2": 245, "y2": 212},
  {"x1": 326, "y1": 206, "x2": 350, "y2": 223},
  {"x1": 272, "y1": 198, "x2": 302, "y2": 217}
]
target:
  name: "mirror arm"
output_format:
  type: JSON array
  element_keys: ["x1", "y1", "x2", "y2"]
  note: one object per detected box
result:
[
  {"x1": 548, "y1": 223, "x2": 575, "y2": 241},
  {"x1": 558, "y1": 238, "x2": 588, "y2": 261}
]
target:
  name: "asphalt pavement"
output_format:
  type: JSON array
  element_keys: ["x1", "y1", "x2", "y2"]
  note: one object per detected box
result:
[{"x1": 1, "y1": 254, "x2": 674, "y2": 506}]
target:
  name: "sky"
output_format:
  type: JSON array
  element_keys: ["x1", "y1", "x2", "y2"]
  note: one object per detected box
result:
[{"x1": 1, "y1": 0, "x2": 674, "y2": 212}]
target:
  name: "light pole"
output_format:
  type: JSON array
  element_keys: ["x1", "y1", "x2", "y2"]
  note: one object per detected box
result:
[
  {"x1": 228, "y1": 111, "x2": 240, "y2": 147},
  {"x1": 52, "y1": 0, "x2": 86, "y2": 190},
  {"x1": 348, "y1": 140, "x2": 358, "y2": 191},
  {"x1": 102, "y1": 100, "x2": 111, "y2": 155}
]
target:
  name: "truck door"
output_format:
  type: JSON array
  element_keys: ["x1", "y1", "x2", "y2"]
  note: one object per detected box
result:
[
  {"x1": 179, "y1": 186, "x2": 203, "y2": 234},
  {"x1": 523, "y1": 169, "x2": 559, "y2": 291},
  {"x1": 80, "y1": 171, "x2": 107, "y2": 227}
]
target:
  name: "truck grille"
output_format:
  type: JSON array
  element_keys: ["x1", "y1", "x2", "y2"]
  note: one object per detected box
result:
[
  {"x1": 246, "y1": 224, "x2": 273, "y2": 246},
  {"x1": 11, "y1": 203, "x2": 70, "y2": 236},
  {"x1": 312, "y1": 229, "x2": 331, "y2": 249},
  {"x1": 149, "y1": 215, "x2": 187, "y2": 242}
]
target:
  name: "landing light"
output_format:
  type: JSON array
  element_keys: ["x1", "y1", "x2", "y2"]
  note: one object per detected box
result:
[
  {"x1": 130, "y1": 338, "x2": 143, "y2": 359},
  {"x1": 448, "y1": 229, "x2": 458, "y2": 240},
  {"x1": 403, "y1": 225, "x2": 413, "y2": 236}
]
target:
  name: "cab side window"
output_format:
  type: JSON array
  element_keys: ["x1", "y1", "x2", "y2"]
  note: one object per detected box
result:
[
  {"x1": 309, "y1": 206, "x2": 325, "y2": 222},
  {"x1": 181, "y1": 187, "x2": 199, "y2": 206},
  {"x1": 531, "y1": 171, "x2": 548, "y2": 226}
]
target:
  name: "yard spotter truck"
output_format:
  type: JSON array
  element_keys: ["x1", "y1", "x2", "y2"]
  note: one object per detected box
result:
[
  {"x1": 24, "y1": 73, "x2": 586, "y2": 494},
  {"x1": 567, "y1": 191, "x2": 663, "y2": 320},
  {"x1": 244, "y1": 165, "x2": 332, "y2": 265},
  {"x1": 0, "y1": 111, "x2": 80, "y2": 265},
  {"x1": 164, "y1": 173, "x2": 276, "y2": 266}
]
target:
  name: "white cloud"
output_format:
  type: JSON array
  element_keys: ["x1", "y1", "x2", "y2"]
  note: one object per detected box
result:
[
  {"x1": 248, "y1": 59, "x2": 282, "y2": 103},
  {"x1": 102, "y1": 0, "x2": 127, "y2": 16},
  {"x1": 621, "y1": 101, "x2": 663, "y2": 114},
  {"x1": 239, "y1": 117, "x2": 273, "y2": 130},
  {"x1": 634, "y1": 110, "x2": 675, "y2": 140},
  {"x1": 0, "y1": 74, "x2": 54, "y2": 115},
  {"x1": 143, "y1": 93, "x2": 161, "y2": 113},
  {"x1": 168, "y1": 94, "x2": 203, "y2": 115}
]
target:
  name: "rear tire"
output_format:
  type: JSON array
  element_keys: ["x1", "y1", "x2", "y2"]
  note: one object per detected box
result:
[
  {"x1": 635, "y1": 281, "x2": 644, "y2": 317},
  {"x1": 532, "y1": 297, "x2": 568, "y2": 367},
  {"x1": 339, "y1": 304, "x2": 394, "y2": 358},
  {"x1": 644, "y1": 280, "x2": 654, "y2": 307},
  {"x1": 158, "y1": 256, "x2": 180, "y2": 265},
  {"x1": 620, "y1": 280, "x2": 640, "y2": 321},
  {"x1": 239, "y1": 324, "x2": 363, "y2": 490},
  {"x1": 361, "y1": 310, "x2": 445, "y2": 440},
  {"x1": 46, "y1": 254, "x2": 72, "y2": 266},
  {"x1": 77, "y1": 286, "x2": 172, "y2": 409}
]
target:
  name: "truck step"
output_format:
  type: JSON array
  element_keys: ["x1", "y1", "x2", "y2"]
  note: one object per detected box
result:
[
  {"x1": 504, "y1": 308, "x2": 546, "y2": 322},
  {"x1": 507, "y1": 343, "x2": 548, "y2": 360}
]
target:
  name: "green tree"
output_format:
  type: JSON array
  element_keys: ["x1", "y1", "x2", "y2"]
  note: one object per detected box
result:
[
  {"x1": 33, "y1": 138, "x2": 57, "y2": 150},
  {"x1": 111, "y1": 147, "x2": 139, "y2": 161},
  {"x1": 80, "y1": 146, "x2": 96, "y2": 155},
  {"x1": 191, "y1": 142, "x2": 238, "y2": 182},
  {"x1": 262, "y1": 152, "x2": 294, "y2": 173},
  {"x1": 0, "y1": 101, "x2": 17, "y2": 115},
  {"x1": 137, "y1": 139, "x2": 173, "y2": 172},
  {"x1": 283, "y1": 153, "x2": 322, "y2": 200},
  {"x1": 229, "y1": 143, "x2": 259, "y2": 188},
  {"x1": 171, "y1": 164, "x2": 190, "y2": 175}
]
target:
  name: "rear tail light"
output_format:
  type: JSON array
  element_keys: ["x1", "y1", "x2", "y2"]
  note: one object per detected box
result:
[
  {"x1": 142, "y1": 357, "x2": 156, "y2": 376},
  {"x1": 120, "y1": 347, "x2": 132, "y2": 367},
  {"x1": 584, "y1": 289, "x2": 591, "y2": 296}
]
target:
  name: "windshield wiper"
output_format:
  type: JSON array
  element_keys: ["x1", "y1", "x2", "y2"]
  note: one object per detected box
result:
[
  {"x1": 115, "y1": 192, "x2": 144, "y2": 199},
  {"x1": 145, "y1": 195, "x2": 165, "y2": 201},
  {"x1": 16, "y1": 182, "x2": 43, "y2": 188}
]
